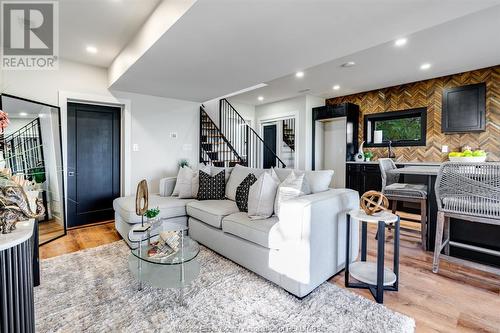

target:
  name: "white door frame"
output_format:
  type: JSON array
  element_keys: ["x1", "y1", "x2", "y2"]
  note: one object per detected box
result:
[{"x1": 58, "y1": 91, "x2": 132, "y2": 212}]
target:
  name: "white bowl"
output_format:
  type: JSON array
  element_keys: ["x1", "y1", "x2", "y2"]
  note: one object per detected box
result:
[{"x1": 448, "y1": 156, "x2": 487, "y2": 162}]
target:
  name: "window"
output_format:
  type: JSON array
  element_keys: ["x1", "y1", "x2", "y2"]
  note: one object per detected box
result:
[{"x1": 364, "y1": 108, "x2": 427, "y2": 147}]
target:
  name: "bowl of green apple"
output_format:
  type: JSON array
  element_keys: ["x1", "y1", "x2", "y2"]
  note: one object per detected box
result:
[{"x1": 448, "y1": 149, "x2": 487, "y2": 162}]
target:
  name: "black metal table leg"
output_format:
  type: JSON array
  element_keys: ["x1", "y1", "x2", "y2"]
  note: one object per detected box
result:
[
  {"x1": 376, "y1": 220, "x2": 385, "y2": 304},
  {"x1": 361, "y1": 221, "x2": 367, "y2": 261},
  {"x1": 344, "y1": 214, "x2": 350, "y2": 287},
  {"x1": 394, "y1": 216, "x2": 400, "y2": 291}
]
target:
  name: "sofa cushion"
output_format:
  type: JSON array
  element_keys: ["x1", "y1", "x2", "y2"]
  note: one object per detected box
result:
[
  {"x1": 273, "y1": 168, "x2": 333, "y2": 193},
  {"x1": 113, "y1": 194, "x2": 194, "y2": 224},
  {"x1": 222, "y1": 212, "x2": 283, "y2": 249},
  {"x1": 274, "y1": 170, "x2": 311, "y2": 216},
  {"x1": 225, "y1": 164, "x2": 266, "y2": 201},
  {"x1": 186, "y1": 199, "x2": 239, "y2": 228}
]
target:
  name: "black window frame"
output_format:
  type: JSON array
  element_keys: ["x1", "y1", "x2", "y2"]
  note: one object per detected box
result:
[{"x1": 363, "y1": 107, "x2": 427, "y2": 147}]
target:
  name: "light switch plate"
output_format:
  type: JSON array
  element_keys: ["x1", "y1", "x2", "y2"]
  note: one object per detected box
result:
[
  {"x1": 133, "y1": 144, "x2": 139, "y2": 152},
  {"x1": 441, "y1": 145, "x2": 449, "y2": 153}
]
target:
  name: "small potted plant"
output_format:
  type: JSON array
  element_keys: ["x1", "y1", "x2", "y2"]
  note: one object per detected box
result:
[
  {"x1": 145, "y1": 207, "x2": 160, "y2": 224},
  {"x1": 178, "y1": 159, "x2": 190, "y2": 168},
  {"x1": 364, "y1": 151, "x2": 374, "y2": 162}
]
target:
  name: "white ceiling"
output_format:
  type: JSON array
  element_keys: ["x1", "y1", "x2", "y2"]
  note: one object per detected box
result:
[
  {"x1": 110, "y1": 0, "x2": 500, "y2": 102},
  {"x1": 59, "y1": 0, "x2": 160, "y2": 67},
  {"x1": 230, "y1": 4, "x2": 500, "y2": 105}
]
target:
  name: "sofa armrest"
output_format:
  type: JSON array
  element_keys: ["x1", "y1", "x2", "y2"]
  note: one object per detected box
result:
[
  {"x1": 278, "y1": 188, "x2": 359, "y2": 242},
  {"x1": 276, "y1": 189, "x2": 360, "y2": 292},
  {"x1": 159, "y1": 177, "x2": 177, "y2": 197}
]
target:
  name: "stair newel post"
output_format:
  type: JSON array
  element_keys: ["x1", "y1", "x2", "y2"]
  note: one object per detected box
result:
[
  {"x1": 199, "y1": 108, "x2": 202, "y2": 163},
  {"x1": 245, "y1": 122, "x2": 249, "y2": 166}
]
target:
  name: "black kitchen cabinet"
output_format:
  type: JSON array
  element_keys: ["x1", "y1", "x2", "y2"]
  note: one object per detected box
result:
[
  {"x1": 346, "y1": 163, "x2": 382, "y2": 194},
  {"x1": 442, "y1": 83, "x2": 486, "y2": 133}
]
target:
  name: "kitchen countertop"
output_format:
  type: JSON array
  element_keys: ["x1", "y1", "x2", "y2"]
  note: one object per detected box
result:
[{"x1": 0, "y1": 219, "x2": 35, "y2": 251}]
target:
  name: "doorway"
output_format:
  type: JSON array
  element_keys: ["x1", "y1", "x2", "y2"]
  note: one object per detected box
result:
[
  {"x1": 262, "y1": 123, "x2": 277, "y2": 168},
  {"x1": 67, "y1": 103, "x2": 121, "y2": 228}
]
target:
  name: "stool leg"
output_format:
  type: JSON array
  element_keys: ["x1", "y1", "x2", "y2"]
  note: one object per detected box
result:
[
  {"x1": 420, "y1": 198, "x2": 427, "y2": 251},
  {"x1": 376, "y1": 220, "x2": 385, "y2": 303},
  {"x1": 432, "y1": 211, "x2": 445, "y2": 273},
  {"x1": 443, "y1": 216, "x2": 450, "y2": 255}
]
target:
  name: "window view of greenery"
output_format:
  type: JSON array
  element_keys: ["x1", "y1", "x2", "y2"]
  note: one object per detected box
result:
[{"x1": 374, "y1": 116, "x2": 421, "y2": 142}]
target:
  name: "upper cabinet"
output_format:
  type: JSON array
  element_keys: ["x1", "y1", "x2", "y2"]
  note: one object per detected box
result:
[{"x1": 442, "y1": 83, "x2": 486, "y2": 133}]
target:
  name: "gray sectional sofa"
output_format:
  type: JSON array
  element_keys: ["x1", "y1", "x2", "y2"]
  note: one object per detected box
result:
[{"x1": 113, "y1": 165, "x2": 359, "y2": 297}]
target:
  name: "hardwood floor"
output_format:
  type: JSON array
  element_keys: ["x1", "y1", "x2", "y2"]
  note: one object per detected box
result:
[
  {"x1": 39, "y1": 222, "x2": 121, "y2": 259},
  {"x1": 38, "y1": 221, "x2": 500, "y2": 332}
]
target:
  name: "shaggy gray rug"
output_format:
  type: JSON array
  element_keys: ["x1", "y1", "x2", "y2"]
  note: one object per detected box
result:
[{"x1": 35, "y1": 241, "x2": 414, "y2": 332}]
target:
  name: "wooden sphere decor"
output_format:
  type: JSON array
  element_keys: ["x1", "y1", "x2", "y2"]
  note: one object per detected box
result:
[{"x1": 360, "y1": 191, "x2": 389, "y2": 215}]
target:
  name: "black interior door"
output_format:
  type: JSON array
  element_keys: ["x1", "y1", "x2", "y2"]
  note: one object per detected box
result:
[
  {"x1": 67, "y1": 103, "x2": 121, "y2": 228},
  {"x1": 263, "y1": 124, "x2": 277, "y2": 169}
]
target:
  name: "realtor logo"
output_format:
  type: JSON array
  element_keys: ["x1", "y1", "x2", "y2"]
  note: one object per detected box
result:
[{"x1": 1, "y1": 1, "x2": 59, "y2": 70}]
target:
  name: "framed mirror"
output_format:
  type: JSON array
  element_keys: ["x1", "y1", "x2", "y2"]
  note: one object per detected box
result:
[{"x1": 0, "y1": 94, "x2": 66, "y2": 245}]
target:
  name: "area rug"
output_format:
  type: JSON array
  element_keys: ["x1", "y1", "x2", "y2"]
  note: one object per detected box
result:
[{"x1": 35, "y1": 241, "x2": 415, "y2": 332}]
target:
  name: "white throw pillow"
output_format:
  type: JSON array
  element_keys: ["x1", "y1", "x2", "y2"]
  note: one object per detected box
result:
[
  {"x1": 305, "y1": 170, "x2": 334, "y2": 193},
  {"x1": 175, "y1": 167, "x2": 196, "y2": 199},
  {"x1": 247, "y1": 169, "x2": 280, "y2": 220},
  {"x1": 191, "y1": 164, "x2": 212, "y2": 197},
  {"x1": 274, "y1": 170, "x2": 311, "y2": 216},
  {"x1": 226, "y1": 164, "x2": 266, "y2": 201}
]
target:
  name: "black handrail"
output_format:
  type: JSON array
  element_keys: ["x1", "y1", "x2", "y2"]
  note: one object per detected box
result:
[
  {"x1": 199, "y1": 106, "x2": 244, "y2": 167},
  {"x1": 219, "y1": 98, "x2": 286, "y2": 168}
]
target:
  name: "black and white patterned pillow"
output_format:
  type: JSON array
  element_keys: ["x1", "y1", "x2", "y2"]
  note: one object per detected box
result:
[
  {"x1": 197, "y1": 170, "x2": 226, "y2": 200},
  {"x1": 235, "y1": 173, "x2": 257, "y2": 212}
]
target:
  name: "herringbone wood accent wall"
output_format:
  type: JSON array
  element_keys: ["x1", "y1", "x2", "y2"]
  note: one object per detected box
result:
[{"x1": 326, "y1": 65, "x2": 500, "y2": 162}]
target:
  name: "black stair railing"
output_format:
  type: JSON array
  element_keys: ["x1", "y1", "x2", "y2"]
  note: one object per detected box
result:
[
  {"x1": 282, "y1": 118, "x2": 295, "y2": 151},
  {"x1": 199, "y1": 106, "x2": 244, "y2": 167},
  {"x1": 1, "y1": 118, "x2": 45, "y2": 181},
  {"x1": 219, "y1": 98, "x2": 286, "y2": 168}
]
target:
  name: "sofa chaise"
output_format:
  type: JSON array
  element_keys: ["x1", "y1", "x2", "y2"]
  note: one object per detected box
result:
[{"x1": 113, "y1": 165, "x2": 359, "y2": 297}]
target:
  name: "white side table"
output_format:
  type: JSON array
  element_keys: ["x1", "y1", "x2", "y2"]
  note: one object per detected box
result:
[{"x1": 345, "y1": 209, "x2": 400, "y2": 304}]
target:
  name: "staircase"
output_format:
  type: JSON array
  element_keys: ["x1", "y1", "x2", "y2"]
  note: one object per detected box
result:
[
  {"x1": 282, "y1": 118, "x2": 295, "y2": 151},
  {"x1": 199, "y1": 100, "x2": 286, "y2": 168},
  {"x1": 199, "y1": 107, "x2": 244, "y2": 167}
]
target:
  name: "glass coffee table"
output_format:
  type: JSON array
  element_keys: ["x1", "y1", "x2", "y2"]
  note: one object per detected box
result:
[{"x1": 128, "y1": 221, "x2": 200, "y2": 305}]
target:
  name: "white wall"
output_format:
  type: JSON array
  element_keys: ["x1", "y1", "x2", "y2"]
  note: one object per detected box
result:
[
  {"x1": 113, "y1": 91, "x2": 199, "y2": 191},
  {"x1": 1, "y1": 59, "x2": 200, "y2": 195},
  {"x1": 255, "y1": 95, "x2": 324, "y2": 170}
]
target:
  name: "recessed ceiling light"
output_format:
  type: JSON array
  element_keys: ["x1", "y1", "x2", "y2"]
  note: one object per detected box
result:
[
  {"x1": 295, "y1": 71, "x2": 304, "y2": 78},
  {"x1": 420, "y1": 63, "x2": 431, "y2": 70},
  {"x1": 19, "y1": 112, "x2": 28, "y2": 116},
  {"x1": 394, "y1": 38, "x2": 407, "y2": 47},
  {"x1": 341, "y1": 61, "x2": 356, "y2": 68},
  {"x1": 258, "y1": 96, "x2": 264, "y2": 101},
  {"x1": 86, "y1": 45, "x2": 98, "y2": 54},
  {"x1": 333, "y1": 85, "x2": 340, "y2": 90}
]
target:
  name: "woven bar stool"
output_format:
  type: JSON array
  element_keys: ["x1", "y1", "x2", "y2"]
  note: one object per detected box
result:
[
  {"x1": 433, "y1": 162, "x2": 500, "y2": 274},
  {"x1": 379, "y1": 158, "x2": 428, "y2": 250}
]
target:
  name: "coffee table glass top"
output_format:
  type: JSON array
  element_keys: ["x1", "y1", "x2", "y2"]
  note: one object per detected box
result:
[{"x1": 131, "y1": 236, "x2": 200, "y2": 265}]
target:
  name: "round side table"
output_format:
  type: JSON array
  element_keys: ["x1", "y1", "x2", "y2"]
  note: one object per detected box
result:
[{"x1": 344, "y1": 209, "x2": 400, "y2": 304}]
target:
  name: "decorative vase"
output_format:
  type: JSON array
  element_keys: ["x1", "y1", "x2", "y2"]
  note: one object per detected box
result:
[{"x1": 355, "y1": 141, "x2": 365, "y2": 162}]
